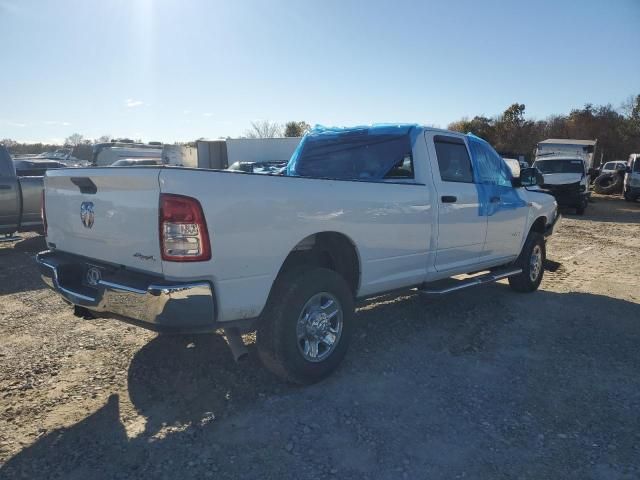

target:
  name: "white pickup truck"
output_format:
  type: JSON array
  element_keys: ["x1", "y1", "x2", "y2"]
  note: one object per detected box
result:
[{"x1": 37, "y1": 125, "x2": 559, "y2": 383}]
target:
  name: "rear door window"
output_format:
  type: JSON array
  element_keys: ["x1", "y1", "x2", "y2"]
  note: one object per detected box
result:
[
  {"x1": 433, "y1": 136, "x2": 473, "y2": 183},
  {"x1": 291, "y1": 131, "x2": 414, "y2": 181}
]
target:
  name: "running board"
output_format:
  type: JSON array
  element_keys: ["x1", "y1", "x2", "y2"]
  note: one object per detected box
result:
[{"x1": 418, "y1": 268, "x2": 522, "y2": 295}]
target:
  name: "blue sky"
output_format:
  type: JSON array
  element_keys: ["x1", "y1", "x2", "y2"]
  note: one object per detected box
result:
[{"x1": 1, "y1": 0, "x2": 638, "y2": 143}]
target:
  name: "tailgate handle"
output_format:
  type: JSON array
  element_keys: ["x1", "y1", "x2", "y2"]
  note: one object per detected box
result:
[
  {"x1": 441, "y1": 195, "x2": 457, "y2": 203},
  {"x1": 70, "y1": 177, "x2": 97, "y2": 194}
]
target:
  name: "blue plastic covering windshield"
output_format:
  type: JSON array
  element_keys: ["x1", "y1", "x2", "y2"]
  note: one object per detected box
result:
[
  {"x1": 286, "y1": 124, "x2": 421, "y2": 180},
  {"x1": 466, "y1": 133, "x2": 527, "y2": 216}
]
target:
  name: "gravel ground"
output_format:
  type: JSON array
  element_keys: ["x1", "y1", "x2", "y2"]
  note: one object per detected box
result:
[{"x1": 1, "y1": 194, "x2": 639, "y2": 479}]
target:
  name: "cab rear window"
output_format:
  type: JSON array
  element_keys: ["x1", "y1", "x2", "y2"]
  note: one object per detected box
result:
[{"x1": 289, "y1": 131, "x2": 414, "y2": 181}]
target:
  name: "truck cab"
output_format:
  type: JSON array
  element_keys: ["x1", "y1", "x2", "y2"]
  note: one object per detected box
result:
[
  {"x1": 534, "y1": 139, "x2": 597, "y2": 215},
  {"x1": 0, "y1": 145, "x2": 44, "y2": 236},
  {"x1": 533, "y1": 156, "x2": 590, "y2": 214}
]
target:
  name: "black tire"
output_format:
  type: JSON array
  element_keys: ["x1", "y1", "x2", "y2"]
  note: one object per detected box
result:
[
  {"x1": 594, "y1": 174, "x2": 622, "y2": 194},
  {"x1": 575, "y1": 199, "x2": 587, "y2": 215},
  {"x1": 257, "y1": 267, "x2": 354, "y2": 384},
  {"x1": 508, "y1": 232, "x2": 545, "y2": 293}
]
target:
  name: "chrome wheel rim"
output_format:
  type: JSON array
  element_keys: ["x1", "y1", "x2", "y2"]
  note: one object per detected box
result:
[
  {"x1": 529, "y1": 245, "x2": 543, "y2": 282},
  {"x1": 296, "y1": 292, "x2": 343, "y2": 363}
]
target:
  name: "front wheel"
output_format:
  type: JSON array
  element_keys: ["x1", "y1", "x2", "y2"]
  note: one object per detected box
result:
[
  {"x1": 508, "y1": 232, "x2": 545, "y2": 293},
  {"x1": 257, "y1": 267, "x2": 354, "y2": 384}
]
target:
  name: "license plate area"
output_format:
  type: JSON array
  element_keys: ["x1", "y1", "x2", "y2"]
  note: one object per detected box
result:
[{"x1": 82, "y1": 264, "x2": 106, "y2": 289}]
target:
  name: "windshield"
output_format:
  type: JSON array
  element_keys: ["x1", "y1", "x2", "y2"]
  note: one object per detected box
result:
[
  {"x1": 534, "y1": 159, "x2": 584, "y2": 174},
  {"x1": 602, "y1": 162, "x2": 615, "y2": 170}
]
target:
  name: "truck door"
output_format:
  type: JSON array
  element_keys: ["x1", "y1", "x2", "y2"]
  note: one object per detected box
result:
[
  {"x1": 467, "y1": 136, "x2": 528, "y2": 261},
  {"x1": 427, "y1": 133, "x2": 487, "y2": 272},
  {"x1": 0, "y1": 148, "x2": 20, "y2": 234}
]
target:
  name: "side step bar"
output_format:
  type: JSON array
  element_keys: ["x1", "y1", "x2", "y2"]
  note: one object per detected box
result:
[{"x1": 418, "y1": 267, "x2": 522, "y2": 295}]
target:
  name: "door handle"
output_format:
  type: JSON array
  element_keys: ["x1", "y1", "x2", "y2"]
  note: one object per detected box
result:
[
  {"x1": 441, "y1": 195, "x2": 457, "y2": 203},
  {"x1": 490, "y1": 196, "x2": 501, "y2": 203}
]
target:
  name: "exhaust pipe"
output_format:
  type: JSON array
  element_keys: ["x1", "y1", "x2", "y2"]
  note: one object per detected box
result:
[{"x1": 223, "y1": 327, "x2": 248, "y2": 362}]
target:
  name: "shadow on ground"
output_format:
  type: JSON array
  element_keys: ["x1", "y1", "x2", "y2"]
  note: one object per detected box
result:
[
  {"x1": 560, "y1": 194, "x2": 640, "y2": 223},
  {"x1": 2, "y1": 288, "x2": 640, "y2": 479},
  {"x1": 0, "y1": 235, "x2": 47, "y2": 296}
]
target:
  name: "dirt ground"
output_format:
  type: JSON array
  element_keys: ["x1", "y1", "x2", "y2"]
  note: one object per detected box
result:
[{"x1": 0, "y1": 194, "x2": 639, "y2": 479}]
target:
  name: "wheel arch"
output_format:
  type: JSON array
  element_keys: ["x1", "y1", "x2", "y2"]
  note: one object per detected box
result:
[
  {"x1": 271, "y1": 231, "x2": 361, "y2": 297},
  {"x1": 530, "y1": 215, "x2": 547, "y2": 235}
]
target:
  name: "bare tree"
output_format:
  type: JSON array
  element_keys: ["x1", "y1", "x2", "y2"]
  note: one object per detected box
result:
[
  {"x1": 96, "y1": 135, "x2": 111, "y2": 143},
  {"x1": 244, "y1": 120, "x2": 282, "y2": 138},
  {"x1": 284, "y1": 121, "x2": 311, "y2": 137},
  {"x1": 65, "y1": 133, "x2": 85, "y2": 146}
]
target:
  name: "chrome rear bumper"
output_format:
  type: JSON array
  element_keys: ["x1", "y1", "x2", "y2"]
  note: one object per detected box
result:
[{"x1": 36, "y1": 250, "x2": 216, "y2": 333}]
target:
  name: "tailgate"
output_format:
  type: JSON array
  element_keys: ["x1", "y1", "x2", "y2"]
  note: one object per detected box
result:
[{"x1": 44, "y1": 168, "x2": 163, "y2": 274}]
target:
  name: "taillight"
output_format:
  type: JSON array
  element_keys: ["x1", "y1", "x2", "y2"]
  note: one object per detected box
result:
[
  {"x1": 41, "y1": 190, "x2": 47, "y2": 236},
  {"x1": 159, "y1": 193, "x2": 211, "y2": 262}
]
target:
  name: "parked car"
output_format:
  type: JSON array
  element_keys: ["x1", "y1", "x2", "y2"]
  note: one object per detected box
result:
[
  {"x1": 37, "y1": 125, "x2": 559, "y2": 384},
  {"x1": 110, "y1": 158, "x2": 163, "y2": 167},
  {"x1": 92, "y1": 141, "x2": 163, "y2": 166},
  {"x1": 600, "y1": 161, "x2": 627, "y2": 175},
  {"x1": 0, "y1": 145, "x2": 44, "y2": 236},
  {"x1": 227, "y1": 161, "x2": 287, "y2": 174},
  {"x1": 13, "y1": 159, "x2": 66, "y2": 177}
]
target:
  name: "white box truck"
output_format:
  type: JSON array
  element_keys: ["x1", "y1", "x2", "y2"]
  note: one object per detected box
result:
[{"x1": 533, "y1": 139, "x2": 598, "y2": 215}]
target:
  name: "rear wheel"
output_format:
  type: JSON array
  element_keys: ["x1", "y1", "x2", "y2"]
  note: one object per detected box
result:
[
  {"x1": 257, "y1": 267, "x2": 354, "y2": 384},
  {"x1": 508, "y1": 232, "x2": 545, "y2": 293}
]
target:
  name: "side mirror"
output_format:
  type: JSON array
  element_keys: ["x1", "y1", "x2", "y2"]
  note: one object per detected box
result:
[{"x1": 519, "y1": 167, "x2": 542, "y2": 187}]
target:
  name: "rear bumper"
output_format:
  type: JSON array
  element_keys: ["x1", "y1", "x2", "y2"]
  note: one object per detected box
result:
[{"x1": 36, "y1": 250, "x2": 216, "y2": 333}]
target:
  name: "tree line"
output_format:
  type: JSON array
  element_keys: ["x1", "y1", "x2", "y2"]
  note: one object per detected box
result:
[
  {"x1": 3, "y1": 96, "x2": 639, "y2": 165},
  {"x1": 448, "y1": 95, "x2": 640, "y2": 164}
]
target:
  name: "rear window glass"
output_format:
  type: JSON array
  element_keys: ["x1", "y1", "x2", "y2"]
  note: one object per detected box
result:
[
  {"x1": 289, "y1": 132, "x2": 413, "y2": 181},
  {"x1": 434, "y1": 137, "x2": 473, "y2": 183}
]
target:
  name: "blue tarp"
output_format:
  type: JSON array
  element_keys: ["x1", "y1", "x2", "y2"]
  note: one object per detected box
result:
[
  {"x1": 466, "y1": 133, "x2": 526, "y2": 216},
  {"x1": 285, "y1": 125, "x2": 526, "y2": 217},
  {"x1": 286, "y1": 124, "x2": 422, "y2": 180}
]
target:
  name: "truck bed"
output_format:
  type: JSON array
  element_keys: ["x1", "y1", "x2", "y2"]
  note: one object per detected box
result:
[{"x1": 44, "y1": 166, "x2": 434, "y2": 322}]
